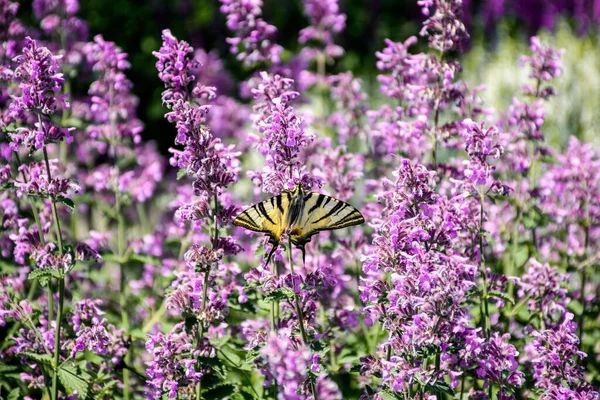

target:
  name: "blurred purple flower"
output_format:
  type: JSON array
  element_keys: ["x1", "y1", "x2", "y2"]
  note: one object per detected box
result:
[{"x1": 219, "y1": 0, "x2": 283, "y2": 66}]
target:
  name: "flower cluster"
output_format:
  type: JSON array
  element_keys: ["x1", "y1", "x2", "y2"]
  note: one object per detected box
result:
[
  {"x1": 299, "y1": 0, "x2": 346, "y2": 61},
  {"x1": 219, "y1": 0, "x2": 283, "y2": 66},
  {"x1": 9, "y1": 37, "x2": 72, "y2": 149},
  {"x1": 250, "y1": 71, "x2": 316, "y2": 193},
  {"x1": 418, "y1": 0, "x2": 469, "y2": 53},
  {"x1": 525, "y1": 313, "x2": 598, "y2": 397}
]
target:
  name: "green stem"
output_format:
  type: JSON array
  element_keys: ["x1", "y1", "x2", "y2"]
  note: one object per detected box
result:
[
  {"x1": 460, "y1": 372, "x2": 466, "y2": 400},
  {"x1": 196, "y1": 193, "x2": 219, "y2": 400},
  {"x1": 478, "y1": 193, "x2": 491, "y2": 340},
  {"x1": 288, "y1": 238, "x2": 318, "y2": 400},
  {"x1": 41, "y1": 142, "x2": 66, "y2": 400},
  {"x1": 578, "y1": 199, "x2": 590, "y2": 344},
  {"x1": 14, "y1": 152, "x2": 50, "y2": 317},
  {"x1": 50, "y1": 275, "x2": 65, "y2": 400},
  {"x1": 108, "y1": 84, "x2": 132, "y2": 400}
]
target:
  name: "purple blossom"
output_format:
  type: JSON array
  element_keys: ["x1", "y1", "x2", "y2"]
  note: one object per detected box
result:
[
  {"x1": 327, "y1": 72, "x2": 368, "y2": 142},
  {"x1": 14, "y1": 160, "x2": 80, "y2": 199},
  {"x1": 460, "y1": 119, "x2": 506, "y2": 191},
  {"x1": 145, "y1": 322, "x2": 204, "y2": 399},
  {"x1": 418, "y1": 0, "x2": 469, "y2": 53},
  {"x1": 520, "y1": 36, "x2": 564, "y2": 98},
  {"x1": 518, "y1": 258, "x2": 569, "y2": 324},
  {"x1": 219, "y1": 0, "x2": 283, "y2": 66},
  {"x1": 525, "y1": 313, "x2": 597, "y2": 396},
  {"x1": 153, "y1": 29, "x2": 203, "y2": 107},
  {"x1": 84, "y1": 34, "x2": 143, "y2": 145},
  {"x1": 250, "y1": 72, "x2": 316, "y2": 193},
  {"x1": 10, "y1": 37, "x2": 68, "y2": 116},
  {"x1": 299, "y1": 0, "x2": 346, "y2": 60},
  {"x1": 475, "y1": 333, "x2": 525, "y2": 397},
  {"x1": 154, "y1": 30, "x2": 238, "y2": 197}
]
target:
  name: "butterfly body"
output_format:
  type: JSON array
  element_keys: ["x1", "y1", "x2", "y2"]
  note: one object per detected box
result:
[{"x1": 233, "y1": 184, "x2": 365, "y2": 263}]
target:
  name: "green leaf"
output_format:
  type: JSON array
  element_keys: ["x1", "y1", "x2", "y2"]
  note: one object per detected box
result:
[
  {"x1": 7, "y1": 388, "x2": 20, "y2": 400},
  {"x1": 18, "y1": 352, "x2": 54, "y2": 366},
  {"x1": 203, "y1": 383, "x2": 237, "y2": 399},
  {"x1": 58, "y1": 364, "x2": 90, "y2": 399},
  {"x1": 378, "y1": 390, "x2": 403, "y2": 400},
  {"x1": 0, "y1": 362, "x2": 17, "y2": 373},
  {"x1": 129, "y1": 253, "x2": 162, "y2": 266},
  {"x1": 95, "y1": 379, "x2": 119, "y2": 398},
  {"x1": 488, "y1": 290, "x2": 515, "y2": 305},
  {"x1": 0, "y1": 258, "x2": 18, "y2": 273},
  {"x1": 56, "y1": 196, "x2": 75, "y2": 211},
  {"x1": 427, "y1": 380, "x2": 454, "y2": 396},
  {"x1": 28, "y1": 268, "x2": 61, "y2": 281},
  {"x1": 82, "y1": 350, "x2": 104, "y2": 365},
  {"x1": 263, "y1": 288, "x2": 296, "y2": 303},
  {"x1": 177, "y1": 168, "x2": 188, "y2": 180}
]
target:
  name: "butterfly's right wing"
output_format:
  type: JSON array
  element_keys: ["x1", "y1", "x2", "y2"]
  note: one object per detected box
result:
[
  {"x1": 290, "y1": 192, "x2": 364, "y2": 247},
  {"x1": 232, "y1": 193, "x2": 290, "y2": 244}
]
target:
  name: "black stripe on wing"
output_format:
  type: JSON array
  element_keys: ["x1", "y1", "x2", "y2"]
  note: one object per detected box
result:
[{"x1": 314, "y1": 200, "x2": 346, "y2": 223}]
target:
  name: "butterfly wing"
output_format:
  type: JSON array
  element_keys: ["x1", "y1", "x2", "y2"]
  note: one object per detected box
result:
[
  {"x1": 233, "y1": 193, "x2": 291, "y2": 244},
  {"x1": 290, "y1": 192, "x2": 365, "y2": 247}
]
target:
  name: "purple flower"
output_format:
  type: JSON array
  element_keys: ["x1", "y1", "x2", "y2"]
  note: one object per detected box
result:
[
  {"x1": 460, "y1": 118, "x2": 505, "y2": 191},
  {"x1": 525, "y1": 313, "x2": 597, "y2": 396},
  {"x1": 299, "y1": 0, "x2": 346, "y2": 60},
  {"x1": 327, "y1": 72, "x2": 368, "y2": 143},
  {"x1": 250, "y1": 72, "x2": 317, "y2": 193},
  {"x1": 10, "y1": 37, "x2": 68, "y2": 115},
  {"x1": 145, "y1": 322, "x2": 203, "y2": 399},
  {"x1": 153, "y1": 30, "x2": 204, "y2": 107},
  {"x1": 475, "y1": 333, "x2": 525, "y2": 397},
  {"x1": 418, "y1": 0, "x2": 469, "y2": 53},
  {"x1": 518, "y1": 258, "x2": 569, "y2": 324},
  {"x1": 14, "y1": 160, "x2": 80, "y2": 199},
  {"x1": 219, "y1": 0, "x2": 283, "y2": 66},
  {"x1": 520, "y1": 36, "x2": 564, "y2": 98},
  {"x1": 84, "y1": 34, "x2": 143, "y2": 145}
]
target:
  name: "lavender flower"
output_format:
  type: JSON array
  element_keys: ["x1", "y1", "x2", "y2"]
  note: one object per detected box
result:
[
  {"x1": 520, "y1": 36, "x2": 564, "y2": 98},
  {"x1": 418, "y1": 0, "x2": 469, "y2": 53},
  {"x1": 518, "y1": 258, "x2": 569, "y2": 324},
  {"x1": 145, "y1": 322, "x2": 204, "y2": 399},
  {"x1": 526, "y1": 313, "x2": 597, "y2": 396},
  {"x1": 250, "y1": 71, "x2": 316, "y2": 193},
  {"x1": 9, "y1": 38, "x2": 72, "y2": 150},
  {"x1": 219, "y1": 0, "x2": 283, "y2": 66},
  {"x1": 299, "y1": 0, "x2": 346, "y2": 61}
]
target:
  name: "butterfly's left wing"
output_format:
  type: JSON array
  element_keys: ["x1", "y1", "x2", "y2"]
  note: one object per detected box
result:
[
  {"x1": 290, "y1": 192, "x2": 364, "y2": 247},
  {"x1": 233, "y1": 193, "x2": 291, "y2": 243}
]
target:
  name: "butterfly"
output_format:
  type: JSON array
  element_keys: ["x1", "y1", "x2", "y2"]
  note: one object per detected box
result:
[{"x1": 233, "y1": 183, "x2": 365, "y2": 264}]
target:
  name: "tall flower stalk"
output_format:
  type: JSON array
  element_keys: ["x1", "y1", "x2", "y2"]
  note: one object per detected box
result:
[{"x1": 151, "y1": 29, "x2": 240, "y2": 399}]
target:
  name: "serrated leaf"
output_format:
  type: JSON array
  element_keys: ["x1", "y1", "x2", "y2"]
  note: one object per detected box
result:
[
  {"x1": 19, "y1": 352, "x2": 54, "y2": 366},
  {"x1": 129, "y1": 253, "x2": 162, "y2": 266},
  {"x1": 488, "y1": 290, "x2": 515, "y2": 305},
  {"x1": 204, "y1": 383, "x2": 237, "y2": 399},
  {"x1": 0, "y1": 259, "x2": 18, "y2": 273},
  {"x1": 263, "y1": 288, "x2": 296, "y2": 303},
  {"x1": 177, "y1": 169, "x2": 188, "y2": 180},
  {"x1": 7, "y1": 388, "x2": 20, "y2": 400},
  {"x1": 95, "y1": 379, "x2": 118, "y2": 398},
  {"x1": 427, "y1": 380, "x2": 454, "y2": 396},
  {"x1": 0, "y1": 362, "x2": 17, "y2": 373},
  {"x1": 378, "y1": 390, "x2": 402, "y2": 400},
  {"x1": 58, "y1": 364, "x2": 90, "y2": 399},
  {"x1": 56, "y1": 196, "x2": 75, "y2": 211},
  {"x1": 28, "y1": 268, "x2": 61, "y2": 281}
]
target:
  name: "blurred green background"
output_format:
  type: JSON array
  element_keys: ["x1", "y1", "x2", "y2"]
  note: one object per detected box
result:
[{"x1": 63, "y1": 0, "x2": 600, "y2": 152}]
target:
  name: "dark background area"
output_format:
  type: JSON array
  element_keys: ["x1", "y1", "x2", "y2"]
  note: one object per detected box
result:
[{"x1": 55, "y1": 0, "x2": 590, "y2": 153}]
